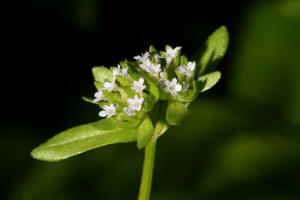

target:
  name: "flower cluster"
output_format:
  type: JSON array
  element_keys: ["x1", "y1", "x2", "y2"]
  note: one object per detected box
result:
[
  {"x1": 86, "y1": 45, "x2": 200, "y2": 119},
  {"x1": 91, "y1": 64, "x2": 146, "y2": 118},
  {"x1": 134, "y1": 46, "x2": 196, "y2": 98}
]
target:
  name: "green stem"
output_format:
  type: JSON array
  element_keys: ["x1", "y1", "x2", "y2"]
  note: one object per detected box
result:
[
  {"x1": 138, "y1": 121, "x2": 168, "y2": 200},
  {"x1": 138, "y1": 136, "x2": 156, "y2": 200}
]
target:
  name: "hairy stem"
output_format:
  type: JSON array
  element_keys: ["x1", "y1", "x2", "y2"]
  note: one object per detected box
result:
[{"x1": 138, "y1": 121, "x2": 168, "y2": 200}]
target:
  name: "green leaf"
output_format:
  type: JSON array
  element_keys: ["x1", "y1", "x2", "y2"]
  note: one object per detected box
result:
[
  {"x1": 94, "y1": 81, "x2": 103, "y2": 90},
  {"x1": 142, "y1": 93, "x2": 155, "y2": 111},
  {"x1": 137, "y1": 115, "x2": 154, "y2": 149},
  {"x1": 149, "y1": 45, "x2": 157, "y2": 54},
  {"x1": 198, "y1": 71, "x2": 221, "y2": 92},
  {"x1": 102, "y1": 90, "x2": 124, "y2": 106},
  {"x1": 149, "y1": 82, "x2": 159, "y2": 102},
  {"x1": 175, "y1": 69, "x2": 183, "y2": 83},
  {"x1": 82, "y1": 97, "x2": 107, "y2": 108},
  {"x1": 92, "y1": 66, "x2": 114, "y2": 82},
  {"x1": 116, "y1": 75, "x2": 131, "y2": 87},
  {"x1": 180, "y1": 55, "x2": 188, "y2": 66},
  {"x1": 166, "y1": 101, "x2": 188, "y2": 125},
  {"x1": 31, "y1": 118, "x2": 139, "y2": 162},
  {"x1": 192, "y1": 26, "x2": 229, "y2": 75},
  {"x1": 82, "y1": 96, "x2": 95, "y2": 103}
]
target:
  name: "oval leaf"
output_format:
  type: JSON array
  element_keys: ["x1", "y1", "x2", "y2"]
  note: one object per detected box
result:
[
  {"x1": 137, "y1": 115, "x2": 154, "y2": 149},
  {"x1": 166, "y1": 101, "x2": 188, "y2": 125},
  {"x1": 192, "y1": 26, "x2": 229, "y2": 75},
  {"x1": 31, "y1": 118, "x2": 139, "y2": 162},
  {"x1": 198, "y1": 71, "x2": 221, "y2": 92}
]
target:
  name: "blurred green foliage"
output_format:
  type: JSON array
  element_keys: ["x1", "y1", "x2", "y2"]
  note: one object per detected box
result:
[{"x1": 2, "y1": 0, "x2": 300, "y2": 199}]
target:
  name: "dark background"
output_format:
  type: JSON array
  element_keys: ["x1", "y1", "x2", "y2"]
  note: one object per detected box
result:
[{"x1": 1, "y1": 0, "x2": 300, "y2": 199}]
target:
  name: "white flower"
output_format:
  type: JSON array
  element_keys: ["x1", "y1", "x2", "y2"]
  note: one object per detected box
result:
[
  {"x1": 148, "y1": 63, "x2": 161, "y2": 76},
  {"x1": 128, "y1": 95, "x2": 144, "y2": 110},
  {"x1": 123, "y1": 107, "x2": 135, "y2": 116},
  {"x1": 135, "y1": 51, "x2": 161, "y2": 77},
  {"x1": 128, "y1": 95, "x2": 144, "y2": 111},
  {"x1": 124, "y1": 95, "x2": 144, "y2": 116},
  {"x1": 139, "y1": 60, "x2": 161, "y2": 77},
  {"x1": 164, "y1": 78, "x2": 182, "y2": 96},
  {"x1": 113, "y1": 64, "x2": 128, "y2": 77},
  {"x1": 163, "y1": 46, "x2": 181, "y2": 64},
  {"x1": 153, "y1": 54, "x2": 161, "y2": 63},
  {"x1": 177, "y1": 61, "x2": 196, "y2": 78},
  {"x1": 159, "y1": 71, "x2": 167, "y2": 87},
  {"x1": 134, "y1": 52, "x2": 150, "y2": 63},
  {"x1": 99, "y1": 103, "x2": 117, "y2": 118},
  {"x1": 102, "y1": 81, "x2": 116, "y2": 92},
  {"x1": 93, "y1": 90, "x2": 106, "y2": 103},
  {"x1": 159, "y1": 71, "x2": 166, "y2": 80},
  {"x1": 131, "y1": 78, "x2": 146, "y2": 93},
  {"x1": 181, "y1": 82, "x2": 189, "y2": 92}
]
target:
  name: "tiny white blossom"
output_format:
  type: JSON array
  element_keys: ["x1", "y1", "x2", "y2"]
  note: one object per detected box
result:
[
  {"x1": 128, "y1": 95, "x2": 144, "y2": 111},
  {"x1": 99, "y1": 103, "x2": 117, "y2": 118},
  {"x1": 93, "y1": 90, "x2": 106, "y2": 103},
  {"x1": 123, "y1": 107, "x2": 135, "y2": 116},
  {"x1": 123, "y1": 95, "x2": 144, "y2": 116},
  {"x1": 177, "y1": 61, "x2": 196, "y2": 78},
  {"x1": 153, "y1": 54, "x2": 161, "y2": 63},
  {"x1": 134, "y1": 52, "x2": 150, "y2": 63},
  {"x1": 163, "y1": 46, "x2": 181, "y2": 64},
  {"x1": 149, "y1": 63, "x2": 161, "y2": 76},
  {"x1": 113, "y1": 64, "x2": 128, "y2": 77},
  {"x1": 103, "y1": 81, "x2": 116, "y2": 92},
  {"x1": 159, "y1": 71, "x2": 166, "y2": 80},
  {"x1": 139, "y1": 60, "x2": 161, "y2": 77},
  {"x1": 131, "y1": 78, "x2": 146, "y2": 93},
  {"x1": 159, "y1": 71, "x2": 167, "y2": 87},
  {"x1": 181, "y1": 82, "x2": 189, "y2": 92},
  {"x1": 164, "y1": 78, "x2": 182, "y2": 96}
]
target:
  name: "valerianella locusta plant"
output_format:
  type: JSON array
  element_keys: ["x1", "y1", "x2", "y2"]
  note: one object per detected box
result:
[{"x1": 31, "y1": 26, "x2": 229, "y2": 200}]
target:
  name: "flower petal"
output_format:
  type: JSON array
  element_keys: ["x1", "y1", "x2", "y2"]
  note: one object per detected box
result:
[{"x1": 99, "y1": 111, "x2": 107, "y2": 117}]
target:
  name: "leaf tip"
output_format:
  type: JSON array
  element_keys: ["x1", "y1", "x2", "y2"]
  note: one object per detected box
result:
[
  {"x1": 216, "y1": 25, "x2": 229, "y2": 45},
  {"x1": 30, "y1": 145, "x2": 63, "y2": 162}
]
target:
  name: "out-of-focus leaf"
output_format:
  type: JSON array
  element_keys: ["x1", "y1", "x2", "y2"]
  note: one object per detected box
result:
[
  {"x1": 229, "y1": 1, "x2": 300, "y2": 125},
  {"x1": 192, "y1": 26, "x2": 229, "y2": 75},
  {"x1": 31, "y1": 118, "x2": 139, "y2": 161},
  {"x1": 137, "y1": 115, "x2": 154, "y2": 149}
]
